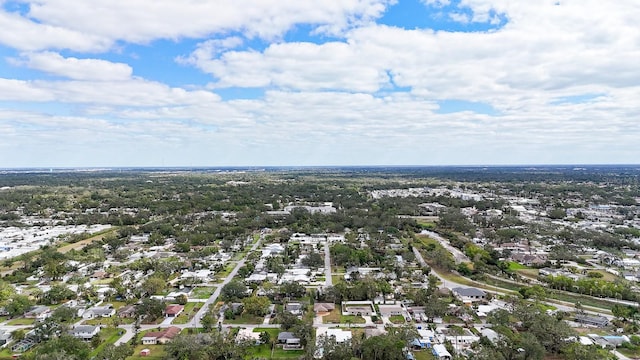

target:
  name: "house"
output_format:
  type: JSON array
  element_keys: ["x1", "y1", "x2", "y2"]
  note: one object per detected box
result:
[
  {"x1": 165, "y1": 289, "x2": 191, "y2": 302},
  {"x1": 432, "y1": 344, "x2": 452, "y2": 360},
  {"x1": 236, "y1": 328, "x2": 261, "y2": 344},
  {"x1": 0, "y1": 330, "x2": 11, "y2": 348},
  {"x1": 81, "y1": 305, "x2": 115, "y2": 319},
  {"x1": 341, "y1": 301, "x2": 376, "y2": 316},
  {"x1": 117, "y1": 304, "x2": 136, "y2": 318},
  {"x1": 378, "y1": 304, "x2": 404, "y2": 317},
  {"x1": 278, "y1": 332, "x2": 302, "y2": 349},
  {"x1": 575, "y1": 314, "x2": 610, "y2": 327},
  {"x1": 480, "y1": 328, "x2": 500, "y2": 343},
  {"x1": 285, "y1": 303, "x2": 303, "y2": 316},
  {"x1": 279, "y1": 269, "x2": 311, "y2": 284},
  {"x1": 141, "y1": 326, "x2": 181, "y2": 345},
  {"x1": 165, "y1": 304, "x2": 184, "y2": 318},
  {"x1": 510, "y1": 253, "x2": 547, "y2": 266},
  {"x1": 365, "y1": 328, "x2": 387, "y2": 339},
  {"x1": 443, "y1": 328, "x2": 479, "y2": 348},
  {"x1": 315, "y1": 328, "x2": 352, "y2": 357},
  {"x1": 91, "y1": 270, "x2": 109, "y2": 280},
  {"x1": 313, "y1": 303, "x2": 335, "y2": 314},
  {"x1": 24, "y1": 306, "x2": 51, "y2": 321},
  {"x1": 416, "y1": 328, "x2": 436, "y2": 346},
  {"x1": 344, "y1": 267, "x2": 382, "y2": 280},
  {"x1": 451, "y1": 287, "x2": 486, "y2": 303},
  {"x1": 70, "y1": 325, "x2": 100, "y2": 340}
]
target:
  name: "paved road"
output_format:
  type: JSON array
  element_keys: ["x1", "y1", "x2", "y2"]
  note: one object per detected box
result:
[
  {"x1": 411, "y1": 246, "x2": 614, "y2": 319},
  {"x1": 324, "y1": 242, "x2": 332, "y2": 286},
  {"x1": 419, "y1": 230, "x2": 470, "y2": 264},
  {"x1": 188, "y1": 234, "x2": 263, "y2": 327},
  {"x1": 115, "y1": 234, "x2": 264, "y2": 345}
]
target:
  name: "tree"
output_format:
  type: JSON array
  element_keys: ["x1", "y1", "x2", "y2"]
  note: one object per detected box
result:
[
  {"x1": 200, "y1": 309, "x2": 217, "y2": 332},
  {"x1": 135, "y1": 298, "x2": 166, "y2": 322},
  {"x1": 176, "y1": 294, "x2": 188, "y2": 305},
  {"x1": 95, "y1": 344, "x2": 133, "y2": 360},
  {"x1": 164, "y1": 332, "x2": 250, "y2": 360},
  {"x1": 293, "y1": 323, "x2": 314, "y2": 347},
  {"x1": 517, "y1": 332, "x2": 545, "y2": 360},
  {"x1": 221, "y1": 280, "x2": 248, "y2": 301},
  {"x1": 26, "y1": 334, "x2": 91, "y2": 360},
  {"x1": 278, "y1": 310, "x2": 302, "y2": 331},
  {"x1": 50, "y1": 305, "x2": 77, "y2": 323},
  {"x1": 11, "y1": 329, "x2": 25, "y2": 341},
  {"x1": 486, "y1": 309, "x2": 511, "y2": 327},
  {"x1": 301, "y1": 251, "x2": 324, "y2": 268},
  {"x1": 5, "y1": 294, "x2": 33, "y2": 317},
  {"x1": 279, "y1": 281, "x2": 306, "y2": 298},
  {"x1": 259, "y1": 331, "x2": 271, "y2": 345},
  {"x1": 314, "y1": 335, "x2": 353, "y2": 360},
  {"x1": 0, "y1": 280, "x2": 16, "y2": 305},
  {"x1": 548, "y1": 208, "x2": 566, "y2": 219},
  {"x1": 242, "y1": 296, "x2": 271, "y2": 316},
  {"x1": 141, "y1": 276, "x2": 166, "y2": 296},
  {"x1": 42, "y1": 284, "x2": 76, "y2": 305},
  {"x1": 562, "y1": 343, "x2": 616, "y2": 360}
]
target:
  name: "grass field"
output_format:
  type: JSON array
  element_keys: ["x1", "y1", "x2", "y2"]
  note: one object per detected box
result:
[
  {"x1": 245, "y1": 344, "x2": 304, "y2": 359},
  {"x1": 412, "y1": 350, "x2": 437, "y2": 360},
  {"x1": 6, "y1": 317, "x2": 35, "y2": 325},
  {"x1": 389, "y1": 315, "x2": 405, "y2": 324},
  {"x1": 127, "y1": 344, "x2": 166, "y2": 360},
  {"x1": 507, "y1": 261, "x2": 530, "y2": 270},
  {"x1": 322, "y1": 308, "x2": 365, "y2": 324},
  {"x1": 252, "y1": 327, "x2": 280, "y2": 338},
  {"x1": 172, "y1": 302, "x2": 200, "y2": 325},
  {"x1": 90, "y1": 327, "x2": 123, "y2": 357},
  {"x1": 225, "y1": 313, "x2": 265, "y2": 324},
  {"x1": 192, "y1": 286, "x2": 216, "y2": 299},
  {"x1": 58, "y1": 227, "x2": 118, "y2": 253}
]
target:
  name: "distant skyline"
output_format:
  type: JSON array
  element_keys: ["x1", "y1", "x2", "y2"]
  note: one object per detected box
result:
[{"x1": 1, "y1": 1, "x2": 639, "y2": 167}]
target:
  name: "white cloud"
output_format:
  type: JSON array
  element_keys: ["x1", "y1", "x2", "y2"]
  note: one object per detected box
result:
[
  {"x1": 422, "y1": 0, "x2": 451, "y2": 8},
  {"x1": 1, "y1": 0, "x2": 639, "y2": 166},
  {"x1": 0, "y1": 9, "x2": 112, "y2": 51},
  {"x1": 0, "y1": 78, "x2": 55, "y2": 101},
  {"x1": 1, "y1": 0, "x2": 395, "y2": 53},
  {"x1": 0, "y1": 76, "x2": 221, "y2": 107},
  {"x1": 12, "y1": 52, "x2": 133, "y2": 81},
  {"x1": 187, "y1": 41, "x2": 390, "y2": 92}
]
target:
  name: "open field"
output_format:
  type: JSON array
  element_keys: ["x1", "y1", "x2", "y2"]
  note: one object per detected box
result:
[{"x1": 58, "y1": 227, "x2": 118, "y2": 253}]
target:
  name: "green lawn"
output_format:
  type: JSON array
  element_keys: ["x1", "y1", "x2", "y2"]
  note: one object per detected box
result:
[
  {"x1": 172, "y1": 302, "x2": 200, "y2": 325},
  {"x1": 507, "y1": 261, "x2": 530, "y2": 270},
  {"x1": 127, "y1": 344, "x2": 166, "y2": 360},
  {"x1": 224, "y1": 313, "x2": 265, "y2": 324},
  {"x1": 6, "y1": 317, "x2": 35, "y2": 325},
  {"x1": 252, "y1": 327, "x2": 281, "y2": 338},
  {"x1": 331, "y1": 275, "x2": 344, "y2": 284},
  {"x1": 83, "y1": 317, "x2": 113, "y2": 326},
  {"x1": 0, "y1": 347, "x2": 17, "y2": 360},
  {"x1": 389, "y1": 315, "x2": 405, "y2": 324},
  {"x1": 324, "y1": 312, "x2": 365, "y2": 324},
  {"x1": 90, "y1": 327, "x2": 123, "y2": 357},
  {"x1": 246, "y1": 344, "x2": 305, "y2": 359},
  {"x1": 215, "y1": 265, "x2": 234, "y2": 280},
  {"x1": 192, "y1": 286, "x2": 216, "y2": 299},
  {"x1": 618, "y1": 348, "x2": 640, "y2": 359},
  {"x1": 413, "y1": 350, "x2": 437, "y2": 360}
]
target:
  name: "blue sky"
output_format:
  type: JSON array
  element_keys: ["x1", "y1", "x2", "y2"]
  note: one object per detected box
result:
[{"x1": 0, "y1": 0, "x2": 639, "y2": 167}]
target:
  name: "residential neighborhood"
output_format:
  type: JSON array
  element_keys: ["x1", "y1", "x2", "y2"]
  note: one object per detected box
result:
[{"x1": 0, "y1": 167, "x2": 638, "y2": 359}]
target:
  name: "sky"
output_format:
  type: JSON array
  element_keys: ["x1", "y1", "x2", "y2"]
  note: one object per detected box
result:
[{"x1": 0, "y1": 0, "x2": 639, "y2": 167}]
